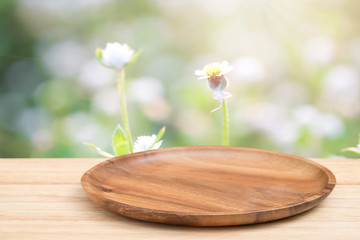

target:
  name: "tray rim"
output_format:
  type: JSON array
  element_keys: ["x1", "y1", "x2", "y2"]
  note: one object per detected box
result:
[{"x1": 81, "y1": 146, "x2": 336, "y2": 225}]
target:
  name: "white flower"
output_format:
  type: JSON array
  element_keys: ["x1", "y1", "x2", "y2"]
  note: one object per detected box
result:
[
  {"x1": 194, "y1": 61, "x2": 233, "y2": 111},
  {"x1": 194, "y1": 61, "x2": 233, "y2": 80},
  {"x1": 133, "y1": 135, "x2": 163, "y2": 152},
  {"x1": 99, "y1": 42, "x2": 135, "y2": 70}
]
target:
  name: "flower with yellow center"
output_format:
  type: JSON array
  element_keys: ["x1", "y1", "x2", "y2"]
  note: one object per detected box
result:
[
  {"x1": 203, "y1": 63, "x2": 221, "y2": 76},
  {"x1": 195, "y1": 61, "x2": 233, "y2": 79},
  {"x1": 194, "y1": 61, "x2": 233, "y2": 112}
]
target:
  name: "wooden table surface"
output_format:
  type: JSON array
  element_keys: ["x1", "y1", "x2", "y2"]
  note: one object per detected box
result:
[{"x1": 1, "y1": 158, "x2": 359, "y2": 239}]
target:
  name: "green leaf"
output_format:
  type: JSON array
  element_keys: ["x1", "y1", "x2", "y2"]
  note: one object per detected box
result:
[
  {"x1": 112, "y1": 125, "x2": 131, "y2": 156},
  {"x1": 126, "y1": 48, "x2": 143, "y2": 67},
  {"x1": 148, "y1": 126, "x2": 166, "y2": 150},
  {"x1": 83, "y1": 142, "x2": 115, "y2": 158},
  {"x1": 341, "y1": 147, "x2": 360, "y2": 155}
]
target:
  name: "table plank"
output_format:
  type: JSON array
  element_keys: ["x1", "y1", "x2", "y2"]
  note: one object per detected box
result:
[
  {"x1": 0, "y1": 158, "x2": 359, "y2": 239},
  {"x1": 1, "y1": 186, "x2": 359, "y2": 239},
  {"x1": 0, "y1": 158, "x2": 359, "y2": 185},
  {"x1": 0, "y1": 158, "x2": 103, "y2": 184}
]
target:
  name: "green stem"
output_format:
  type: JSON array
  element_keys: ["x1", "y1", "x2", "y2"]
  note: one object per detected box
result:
[
  {"x1": 117, "y1": 69, "x2": 133, "y2": 153},
  {"x1": 222, "y1": 99, "x2": 229, "y2": 146}
]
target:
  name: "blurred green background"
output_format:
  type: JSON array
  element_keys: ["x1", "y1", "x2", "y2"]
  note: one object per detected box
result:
[{"x1": 1, "y1": 0, "x2": 360, "y2": 158}]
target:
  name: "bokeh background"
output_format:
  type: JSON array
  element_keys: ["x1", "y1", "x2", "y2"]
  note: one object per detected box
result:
[{"x1": 1, "y1": 0, "x2": 360, "y2": 158}]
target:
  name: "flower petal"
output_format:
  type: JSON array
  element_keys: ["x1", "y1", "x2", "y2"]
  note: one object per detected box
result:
[
  {"x1": 100, "y1": 42, "x2": 135, "y2": 70},
  {"x1": 197, "y1": 76, "x2": 209, "y2": 80},
  {"x1": 133, "y1": 134, "x2": 157, "y2": 152},
  {"x1": 219, "y1": 65, "x2": 234, "y2": 75}
]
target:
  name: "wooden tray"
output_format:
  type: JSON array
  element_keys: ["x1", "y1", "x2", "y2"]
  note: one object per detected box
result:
[{"x1": 81, "y1": 146, "x2": 336, "y2": 226}]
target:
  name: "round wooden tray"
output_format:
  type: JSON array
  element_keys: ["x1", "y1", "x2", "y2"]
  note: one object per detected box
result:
[{"x1": 81, "y1": 146, "x2": 336, "y2": 226}]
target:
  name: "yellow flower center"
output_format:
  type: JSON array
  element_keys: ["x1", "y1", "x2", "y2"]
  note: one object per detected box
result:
[{"x1": 203, "y1": 63, "x2": 221, "y2": 76}]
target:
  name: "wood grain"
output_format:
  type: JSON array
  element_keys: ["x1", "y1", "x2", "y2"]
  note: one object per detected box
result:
[
  {"x1": 81, "y1": 146, "x2": 336, "y2": 226},
  {"x1": 0, "y1": 157, "x2": 359, "y2": 239}
]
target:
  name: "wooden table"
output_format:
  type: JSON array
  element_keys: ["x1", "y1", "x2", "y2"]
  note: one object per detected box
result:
[{"x1": 1, "y1": 158, "x2": 359, "y2": 239}]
